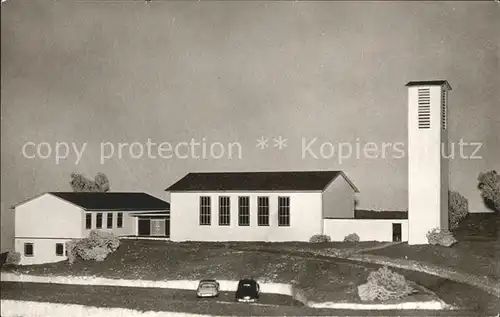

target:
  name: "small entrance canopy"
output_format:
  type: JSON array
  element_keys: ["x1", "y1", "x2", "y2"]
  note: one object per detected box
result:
[
  {"x1": 129, "y1": 211, "x2": 170, "y2": 217},
  {"x1": 130, "y1": 211, "x2": 170, "y2": 238}
]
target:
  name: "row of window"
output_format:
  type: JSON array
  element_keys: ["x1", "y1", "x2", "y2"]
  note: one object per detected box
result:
[
  {"x1": 199, "y1": 196, "x2": 290, "y2": 227},
  {"x1": 85, "y1": 212, "x2": 123, "y2": 230},
  {"x1": 23, "y1": 242, "x2": 64, "y2": 257}
]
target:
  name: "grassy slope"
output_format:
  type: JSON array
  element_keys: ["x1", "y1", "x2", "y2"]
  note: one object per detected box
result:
[
  {"x1": 360, "y1": 213, "x2": 500, "y2": 315},
  {"x1": 3, "y1": 213, "x2": 498, "y2": 313},
  {"x1": 0, "y1": 282, "x2": 479, "y2": 317},
  {"x1": 365, "y1": 213, "x2": 500, "y2": 281},
  {"x1": 214, "y1": 241, "x2": 384, "y2": 250},
  {"x1": 3, "y1": 237, "x2": 499, "y2": 314},
  {"x1": 3, "y1": 240, "x2": 432, "y2": 303}
]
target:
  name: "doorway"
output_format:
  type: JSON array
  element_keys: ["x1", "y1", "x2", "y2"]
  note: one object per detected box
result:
[
  {"x1": 137, "y1": 216, "x2": 170, "y2": 238},
  {"x1": 150, "y1": 219, "x2": 166, "y2": 236},
  {"x1": 138, "y1": 218, "x2": 151, "y2": 236},
  {"x1": 392, "y1": 223, "x2": 402, "y2": 242}
]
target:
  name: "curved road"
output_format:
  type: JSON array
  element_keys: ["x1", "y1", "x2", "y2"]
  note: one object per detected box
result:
[{"x1": 1, "y1": 282, "x2": 480, "y2": 316}]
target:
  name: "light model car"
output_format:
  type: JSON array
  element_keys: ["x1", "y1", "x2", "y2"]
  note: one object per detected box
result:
[
  {"x1": 235, "y1": 278, "x2": 260, "y2": 303},
  {"x1": 196, "y1": 279, "x2": 220, "y2": 298}
]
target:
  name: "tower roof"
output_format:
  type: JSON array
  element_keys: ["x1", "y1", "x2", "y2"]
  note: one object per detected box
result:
[{"x1": 405, "y1": 80, "x2": 451, "y2": 90}]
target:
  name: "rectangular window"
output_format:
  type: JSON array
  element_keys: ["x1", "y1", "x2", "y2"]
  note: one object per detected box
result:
[
  {"x1": 117, "y1": 212, "x2": 123, "y2": 228},
  {"x1": 24, "y1": 243, "x2": 34, "y2": 257},
  {"x1": 85, "y1": 213, "x2": 92, "y2": 229},
  {"x1": 96, "y1": 213, "x2": 103, "y2": 229},
  {"x1": 278, "y1": 196, "x2": 290, "y2": 226},
  {"x1": 238, "y1": 196, "x2": 250, "y2": 226},
  {"x1": 441, "y1": 89, "x2": 447, "y2": 130},
  {"x1": 55, "y1": 243, "x2": 64, "y2": 256},
  {"x1": 200, "y1": 196, "x2": 211, "y2": 225},
  {"x1": 418, "y1": 88, "x2": 431, "y2": 129},
  {"x1": 257, "y1": 196, "x2": 269, "y2": 226},
  {"x1": 219, "y1": 196, "x2": 230, "y2": 226},
  {"x1": 107, "y1": 213, "x2": 113, "y2": 229}
]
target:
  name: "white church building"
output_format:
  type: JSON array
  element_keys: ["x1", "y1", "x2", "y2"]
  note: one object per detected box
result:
[
  {"x1": 166, "y1": 80, "x2": 452, "y2": 245},
  {"x1": 11, "y1": 80, "x2": 452, "y2": 265},
  {"x1": 166, "y1": 170, "x2": 373, "y2": 242}
]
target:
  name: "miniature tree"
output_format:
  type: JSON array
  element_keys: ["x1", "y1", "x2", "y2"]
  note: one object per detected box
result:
[
  {"x1": 448, "y1": 190, "x2": 468, "y2": 229},
  {"x1": 70, "y1": 172, "x2": 110, "y2": 192},
  {"x1": 478, "y1": 170, "x2": 500, "y2": 212},
  {"x1": 94, "y1": 172, "x2": 110, "y2": 192}
]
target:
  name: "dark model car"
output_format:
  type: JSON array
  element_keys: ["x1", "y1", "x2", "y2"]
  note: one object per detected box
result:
[{"x1": 235, "y1": 279, "x2": 260, "y2": 303}]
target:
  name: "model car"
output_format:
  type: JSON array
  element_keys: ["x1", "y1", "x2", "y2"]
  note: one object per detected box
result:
[
  {"x1": 196, "y1": 279, "x2": 220, "y2": 298},
  {"x1": 235, "y1": 278, "x2": 260, "y2": 303}
]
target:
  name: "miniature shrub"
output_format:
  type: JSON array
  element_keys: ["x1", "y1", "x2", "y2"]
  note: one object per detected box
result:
[
  {"x1": 478, "y1": 170, "x2": 500, "y2": 212},
  {"x1": 5, "y1": 251, "x2": 21, "y2": 265},
  {"x1": 78, "y1": 246, "x2": 110, "y2": 262},
  {"x1": 344, "y1": 233, "x2": 360, "y2": 242},
  {"x1": 449, "y1": 190, "x2": 469, "y2": 229},
  {"x1": 88, "y1": 230, "x2": 120, "y2": 252},
  {"x1": 67, "y1": 230, "x2": 120, "y2": 263},
  {"x1": 0, "y1": 252, "x2": 7, "y2": 266},
  {"x1": 358, "y1": 266, "x2": 414, "y2": 302},
  {"x1": 309, "y1": 234, "x2": 331, "y2": 243},
  {"x1": 65, "y1": 240, "x2": 79, "y2": 264},
  {"x1": 426, "y1": 228, "x2": 457, "y2": 247}
]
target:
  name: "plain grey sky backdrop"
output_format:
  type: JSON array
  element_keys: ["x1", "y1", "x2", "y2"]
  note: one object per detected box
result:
[{"x1": 1, "y1": 0, "x2": 499, "y2": 250}]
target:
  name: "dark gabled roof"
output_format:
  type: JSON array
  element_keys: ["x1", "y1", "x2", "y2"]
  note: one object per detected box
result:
[
  {"x1": 405, "y1": 80, "x2": 452, "y2": 90},
  {"x1": 47, "y1": 192, "x2": 170, "y2": 211},
  {"x1": 165, "y1": 171, "x2": 358, "y2": 192},
  {"x1": 355, "y1": 210, "x2": 408, "y2": 220}
]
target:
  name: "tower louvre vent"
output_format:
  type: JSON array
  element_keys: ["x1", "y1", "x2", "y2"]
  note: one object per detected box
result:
[
  {"x1": 418, "y1": 88, "x2": 431, "y2": 129},
  {"x1": 441, "y1": 90, "x2": 447, "y2": 130}
]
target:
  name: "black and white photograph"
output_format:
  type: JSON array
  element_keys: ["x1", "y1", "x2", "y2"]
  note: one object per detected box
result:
[{"x1": 1, "y1": 0, "x2": 499, "y2": 316}]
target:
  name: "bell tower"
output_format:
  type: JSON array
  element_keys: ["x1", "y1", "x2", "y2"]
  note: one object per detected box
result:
[{"x1": 406, "y1": 80, "x2": 451, "y2": 245}]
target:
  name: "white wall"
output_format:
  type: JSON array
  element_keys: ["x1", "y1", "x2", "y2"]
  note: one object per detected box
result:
[
  {"x1": 323, "y1": 219, "x2": 408, "y2": 242},
  {"x1": 322, "y1": 176, "x2": 355, "y2": 219},
  {"x1": 15, "y1": 238, "x2": 70, "y2": 265},
  {"x1": 14, "y1": 193, "x2": 82, "y2": 264},
  {"x1": 15, "y1": 193, "x2": 83, "y2": 239},
  {"x1": 408, "y1": 85, "x2": 447, "y2": 244},
  {"x1": 170, "y1": 191, "x2": 323, "y2": 242},
  {"x1": 81, "y1": 211, "x2": 137, "y2": 237},
  {"x1": 13, "y1": 193, "x2": 147, "y2": 265}
]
